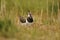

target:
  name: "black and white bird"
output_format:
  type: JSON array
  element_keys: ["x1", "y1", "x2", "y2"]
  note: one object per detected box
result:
[
  {"x1": 26, "y1": 10, "x2": 33, "y2": 23},
  {"x1": 19, "y1": 10, "x2": 33, "y2": 26}
]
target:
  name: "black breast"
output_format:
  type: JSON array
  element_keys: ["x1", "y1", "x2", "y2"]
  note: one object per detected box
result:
[{"x1": 27, "y1": 17, "x2": 33, "y2": 23}]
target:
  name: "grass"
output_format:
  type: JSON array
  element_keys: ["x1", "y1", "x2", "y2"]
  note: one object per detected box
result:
[
  {"x1": 0, "y1": 14, "x2": 60, "y2": 40},
  {"x1": 0, "y1": 0, "x2": 60, "y2": 40}
]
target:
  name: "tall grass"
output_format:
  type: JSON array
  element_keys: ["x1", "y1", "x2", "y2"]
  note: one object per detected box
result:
[{"x1": 0, "y1": 0, "x2": 60, "y2": 40}]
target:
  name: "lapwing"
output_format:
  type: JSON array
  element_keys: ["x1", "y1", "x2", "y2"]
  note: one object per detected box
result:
[
  {"x1": 18, "y1": 15, "x2": 26, "y2": 26},
  {"x1": 19, "y1": 10, "x2": 33, "y2": 26},
  {"x1": 19, "y1": 16, "x2": 26, "y2": 23},
  {"x1": 27, "y1": 10, "x2": 33, "y2": 23}
]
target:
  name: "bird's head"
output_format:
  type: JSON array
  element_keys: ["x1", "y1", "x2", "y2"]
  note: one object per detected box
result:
[{"x1": 28, "y1": 10, "x2": 32, "y2": 17}]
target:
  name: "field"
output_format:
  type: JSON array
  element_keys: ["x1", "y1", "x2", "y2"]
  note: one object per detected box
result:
[{"x1": 0, "y1": 0, "x2": 60, "y2": 40}]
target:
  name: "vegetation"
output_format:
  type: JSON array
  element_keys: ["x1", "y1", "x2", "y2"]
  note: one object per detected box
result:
[{"x1": 0, "y1": 0, "x2": 60, "y2": 40}]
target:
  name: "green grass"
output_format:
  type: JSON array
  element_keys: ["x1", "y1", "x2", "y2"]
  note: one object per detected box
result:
[{"x1": 0, "y1": 0, "x2": 60, "y2": 40}]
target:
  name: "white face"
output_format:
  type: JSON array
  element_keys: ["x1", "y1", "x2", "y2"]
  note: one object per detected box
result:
[
  {"x1": 28, "y1": 14, "x2": 30, "y2": 17},
  {"x1": 28, "y1": 11, "x2": 31, "y2": 17}
]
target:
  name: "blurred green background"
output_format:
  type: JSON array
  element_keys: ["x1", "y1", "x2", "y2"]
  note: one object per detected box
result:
[{"x1": 0, "y1": 0, "x2": 60, "y2": 40}]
